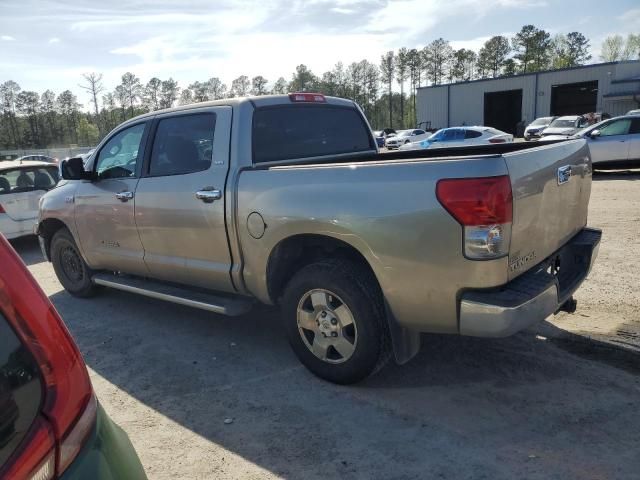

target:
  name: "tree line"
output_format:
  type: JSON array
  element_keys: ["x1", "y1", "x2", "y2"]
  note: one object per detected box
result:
[{"x1": 1, "y1": 27, "x2": 639, "y2": 150}]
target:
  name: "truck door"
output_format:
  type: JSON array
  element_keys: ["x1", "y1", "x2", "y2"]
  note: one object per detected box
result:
[
  {"x1": 133, "y1": 107, "x2": 234, "y2": 292},
  {"x1": 74, "y1": 121, "x2": 150, "y2": 276}
]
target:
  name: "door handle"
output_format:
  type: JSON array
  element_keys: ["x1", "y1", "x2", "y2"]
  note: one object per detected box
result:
[
  {"x1": 115, "y1": 191, "x2": 134, "y2": 202},
  {"x1": 195, "y1": 188, "x2": 222, "y2": 203}
]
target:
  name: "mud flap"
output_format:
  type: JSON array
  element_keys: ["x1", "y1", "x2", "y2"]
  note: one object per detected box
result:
[{"x1": 384, "y1": 299, "x2": 421, "y2": 365}]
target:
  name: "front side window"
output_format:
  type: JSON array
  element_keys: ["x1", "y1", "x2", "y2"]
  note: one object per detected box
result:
[
  {"x1": 149, "y1": 113, "x2": 216, "y2": 176},
  {"x1": 95, "y1": 123, "x2": 146, "y2": 179},
  {"x1": 598, "y1": 119, "x2": 631, "y2": 137},
  {"x1": 0, "y1": 166, "x2": 59, "y2": 194}
]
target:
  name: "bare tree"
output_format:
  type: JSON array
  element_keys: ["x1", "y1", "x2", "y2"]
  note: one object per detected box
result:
[
  {"x1": 395, "y1": 48, "x2": 408, "y2": 128},
  {"x1": 271, "y1": 77, "x2": 287, "y2": 94},
  {"x1": 231, "y1": 75, "x2": 251, "y2": 97},
  {"x1": 159, "y1": 78, "x2": 179, "y2": 108},
  {"x1": 79, "y1": 73, "x2": 104, "y2": 122},
  {"x1": 251, "y1": 76, "x2": 269, "y2": 95},
  {"x1": 206, "y1": 77, "x2": 227, "y2": 99},
  {"x1": 144, "y1": 77, "x2": 162, "y2": 111},
  {"x1": 379, "y1": 51, "x2": 395, "y2": 128}
]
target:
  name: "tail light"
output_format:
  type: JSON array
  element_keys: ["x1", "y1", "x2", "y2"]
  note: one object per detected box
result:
[
  {"x1": 436, "y1": 175, "x2": 512, "y2": 259},
  {"x1": 488, "y1": 138, "x2": 506, "y2": 143},
  {"x1": 288, "y1": 93, "x2": 326, "y2": 103},
  {"x1": 0, "y1": 204, "x2": 4, "y2": 213},
  {"x1": 0, "y1": 235, "x2": 95, "y2": 480}
]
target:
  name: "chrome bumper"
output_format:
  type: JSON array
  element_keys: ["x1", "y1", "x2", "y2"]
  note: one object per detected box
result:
[{"x1": 459, "y1": 228, "x2": 601, "y2": 337}]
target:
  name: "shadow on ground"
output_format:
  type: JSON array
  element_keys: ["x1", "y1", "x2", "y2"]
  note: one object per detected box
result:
[{"x1": 41, "y1": 279, "x2": 640, "y2": 480}]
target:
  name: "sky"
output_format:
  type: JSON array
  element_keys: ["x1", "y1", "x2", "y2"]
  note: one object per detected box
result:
[{"x1": 0, "y1": 0, "x2": 638, "y2": 107}]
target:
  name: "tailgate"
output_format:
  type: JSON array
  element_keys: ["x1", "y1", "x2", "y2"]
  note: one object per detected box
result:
[{"x1": 504, "y1": 140, "x2": 592, "y2": 280}]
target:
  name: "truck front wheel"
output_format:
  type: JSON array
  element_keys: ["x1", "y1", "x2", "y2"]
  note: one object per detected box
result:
[
  {"x1": 282, "y1": 259, "x2": 390, "y2": 384},
  {"x1": 51, "y1": 228, "x2": 99, "y2": 298}
]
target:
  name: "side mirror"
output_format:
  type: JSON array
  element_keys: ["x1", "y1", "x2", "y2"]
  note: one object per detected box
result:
[
  {"x1": 588, "y1": 129, "x2": 601, "y2": 138},
  {"x1": 60, "y1": 157, "x2": 91, "y2": 180}
]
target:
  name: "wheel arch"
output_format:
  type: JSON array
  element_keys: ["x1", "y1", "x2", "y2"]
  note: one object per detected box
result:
[
  {"x1": 265, "y1": 233, "x2": 421, "y2": 366},
  {"x1": 37, "y1": 218, "x2": 71, "y2": 261}
]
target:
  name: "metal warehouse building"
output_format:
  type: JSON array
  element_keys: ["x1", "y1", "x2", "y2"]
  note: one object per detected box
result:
[{"x1": 416, "y1": 60, "x2": 640, "y2": 136}]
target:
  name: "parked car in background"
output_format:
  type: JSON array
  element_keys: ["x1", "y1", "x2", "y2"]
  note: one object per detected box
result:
[
  {"x1": 38, "y1": 94, "x2": 599, "y2": 384},
  {"x1": 540, "y1": 115, "x2": 589, "y2": 138},
  {"x1": 0, "y1": 160, "x2": 59, "y2": 239},
  {"x1": 372, "y1": 131, "x2": 386, "y2": 148},
  {"x1": 399, "y1": 126, "x2": 513, "y2": 150},
  {"x1": 626, "y1": 109, "x2": 640, "y2": 116},
  {"x1": 541, "y1": 114, "x2": 640, "y2": 169},
  {"x1": 384, "y1": 129, "x2": 429, "y2": 149},
  {"x1": 0, "y1": 234, "x2": 147, "y2": 480},
  {"x1": 524, "y1": 116, "x2": 556, "y2": 140},
  {"x1": 17, "y1": 155, "x2": 58, "y2": 164}
]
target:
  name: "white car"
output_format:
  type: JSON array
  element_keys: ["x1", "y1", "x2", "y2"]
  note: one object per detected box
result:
[
  {"x1": 524, "y1": 116, "x2": 556, "y2": 141},
  {"x1": 384, "y1": 129, "x2": 429, "y2": 149},
  {"x1": 0, "y1": 160, "x2": 59, "y2": 239},
  {"x1": 399, "y1": 126, "x2": 513, "y2": 150},
  {"x1": 540, "y1": 115, "x2": 589, "y2": 138}
]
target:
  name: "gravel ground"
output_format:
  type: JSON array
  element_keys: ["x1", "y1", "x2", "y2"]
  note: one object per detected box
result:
[{"x1": 11, "y1": 169, "x2": 640, "y2": 480}]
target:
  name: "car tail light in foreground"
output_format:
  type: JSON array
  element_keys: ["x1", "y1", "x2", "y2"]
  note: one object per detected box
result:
[
  {"x1": 288, "y1": 92, "x2": 326, "y2": 103},
  {"x1": 0, "y1": 204, "x2": 4, "y2": 213},
  {"x1": 436, "y1": 175, "x2": 513, "y2": 259},
  {"x1": 0, "y1": 235, "x2": 96, "y2": 480}
]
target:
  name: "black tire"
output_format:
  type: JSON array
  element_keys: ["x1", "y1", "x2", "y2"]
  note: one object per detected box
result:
[
  {"x1": 50, "y1": 228, "x2": 99, "y2": 298},
  {"x1": 282, "y1": 259, "x2": 391, "y2": 384}
]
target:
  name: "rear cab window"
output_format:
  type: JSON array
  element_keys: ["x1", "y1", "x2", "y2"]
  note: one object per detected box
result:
[
  {"x1": 0, "y1": 166, "x2": 59, "y2": 194},
  {"x1": 252, "y1": 105, "x2": 374, "y2": 163},
  {"x1": 0, "y1": 312, "x2": 42, "y2": 469}
]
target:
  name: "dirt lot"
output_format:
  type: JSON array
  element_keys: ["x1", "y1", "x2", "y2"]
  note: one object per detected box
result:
[{"x1": 11, "y1": 170, "x2": 640, "y2": 480}]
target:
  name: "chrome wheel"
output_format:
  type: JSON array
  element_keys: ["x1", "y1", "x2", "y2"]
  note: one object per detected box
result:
[{"x1": 296, "y1": 289, "x2": 357, "y2": 364}]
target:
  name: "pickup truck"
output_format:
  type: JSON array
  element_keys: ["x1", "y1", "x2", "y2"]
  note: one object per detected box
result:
[{"x1": 37, "y1": 93, "x2": 601, "y2": 384}]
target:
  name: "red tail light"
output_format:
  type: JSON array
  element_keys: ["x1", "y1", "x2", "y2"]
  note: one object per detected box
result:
[
  {"x1": 436, "y1": 176, "x2": 513, "y2": 259},
  {"x1": 288, "y1": 92, "x2": 326, "y2": 103},
  {"x1": 436, "y1": 175, "x2": 512, "y2": 226},
  {"x1": 0, "y1": 204, "x2": 4, "y2": 213},
  {"x1": 488, "y1": 138, "x2": 506, "y2": 143},
  {"x1": 0, "y1": 235, "x2": 95, "y2": 480}
]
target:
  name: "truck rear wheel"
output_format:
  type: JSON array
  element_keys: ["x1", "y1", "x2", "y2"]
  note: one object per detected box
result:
[
  {"x1": 51, "y1": 228, "x2": 99, "y2": 298},
  {"x1": 282, "y1": 259, "x2": 390, "y2": 384}
]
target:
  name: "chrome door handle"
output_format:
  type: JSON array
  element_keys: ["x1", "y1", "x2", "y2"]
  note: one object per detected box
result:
[
  {"x1": 115, "y1": 191, "x2": 134, "y2": 202},
  {"x1": 195, "y1": 188, "x2": 222, "y2": 203}
]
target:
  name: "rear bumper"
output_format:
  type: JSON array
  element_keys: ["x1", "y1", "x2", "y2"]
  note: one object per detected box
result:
[
  {"x1": 61, "y1": 403, "x2": 147, "y2": 480},
  {"x1": 459, "y1": 227, "x2": 601, "y2": 337}
]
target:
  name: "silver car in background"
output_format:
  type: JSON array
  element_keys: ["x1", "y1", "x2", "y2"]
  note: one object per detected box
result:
[
  {"x1": 543, "y1": 114, "x2": 640, "y2": 169},
  {"x1": 524, "y1": 116, "x2": 555, "y2": 140}
]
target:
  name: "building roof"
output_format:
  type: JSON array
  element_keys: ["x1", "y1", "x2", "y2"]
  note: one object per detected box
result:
[{"x1": 417, "y1": 60, "x2": 640, "y2": 90}]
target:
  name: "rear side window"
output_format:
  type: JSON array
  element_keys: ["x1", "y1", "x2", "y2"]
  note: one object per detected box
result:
[
  {"x1": 149, "y1": 113, "x2": 216, "y2": 177},
  {"x1": 0, "y1": 167, "x2": 59, "y2": 194},
  {"x1": 0, "y1": 313, "x2": 42, "y2": 469},
  {"x1": 253, "y1": 106, "x2": 373, "y2": 163},
  {"x1": 464, "y1": 129, "x2": 483, "y2": 139}
]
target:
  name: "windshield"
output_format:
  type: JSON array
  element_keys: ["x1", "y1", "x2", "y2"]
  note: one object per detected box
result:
[
  {"x1": 0, "y1": 166, "x2": 59, "y2": 194},
  {"x1": 395, "y1": 130, "x2": 411, "y2": 137},
  {"x1": 549, "y1": 119, "x2": 577, "y2": 128},
  {"x1": 530, "y1": 117, "x2": 553, "y2": 126}
]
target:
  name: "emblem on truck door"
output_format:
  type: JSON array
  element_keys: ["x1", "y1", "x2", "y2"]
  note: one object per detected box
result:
[{"x1": 557, "y1": 165, "x2": 572, "y2": 185}]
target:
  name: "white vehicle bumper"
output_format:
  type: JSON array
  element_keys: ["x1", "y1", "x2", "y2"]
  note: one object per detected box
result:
[{"x1": 0, "y1": 214, "x2": 38, "y2": 240}]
